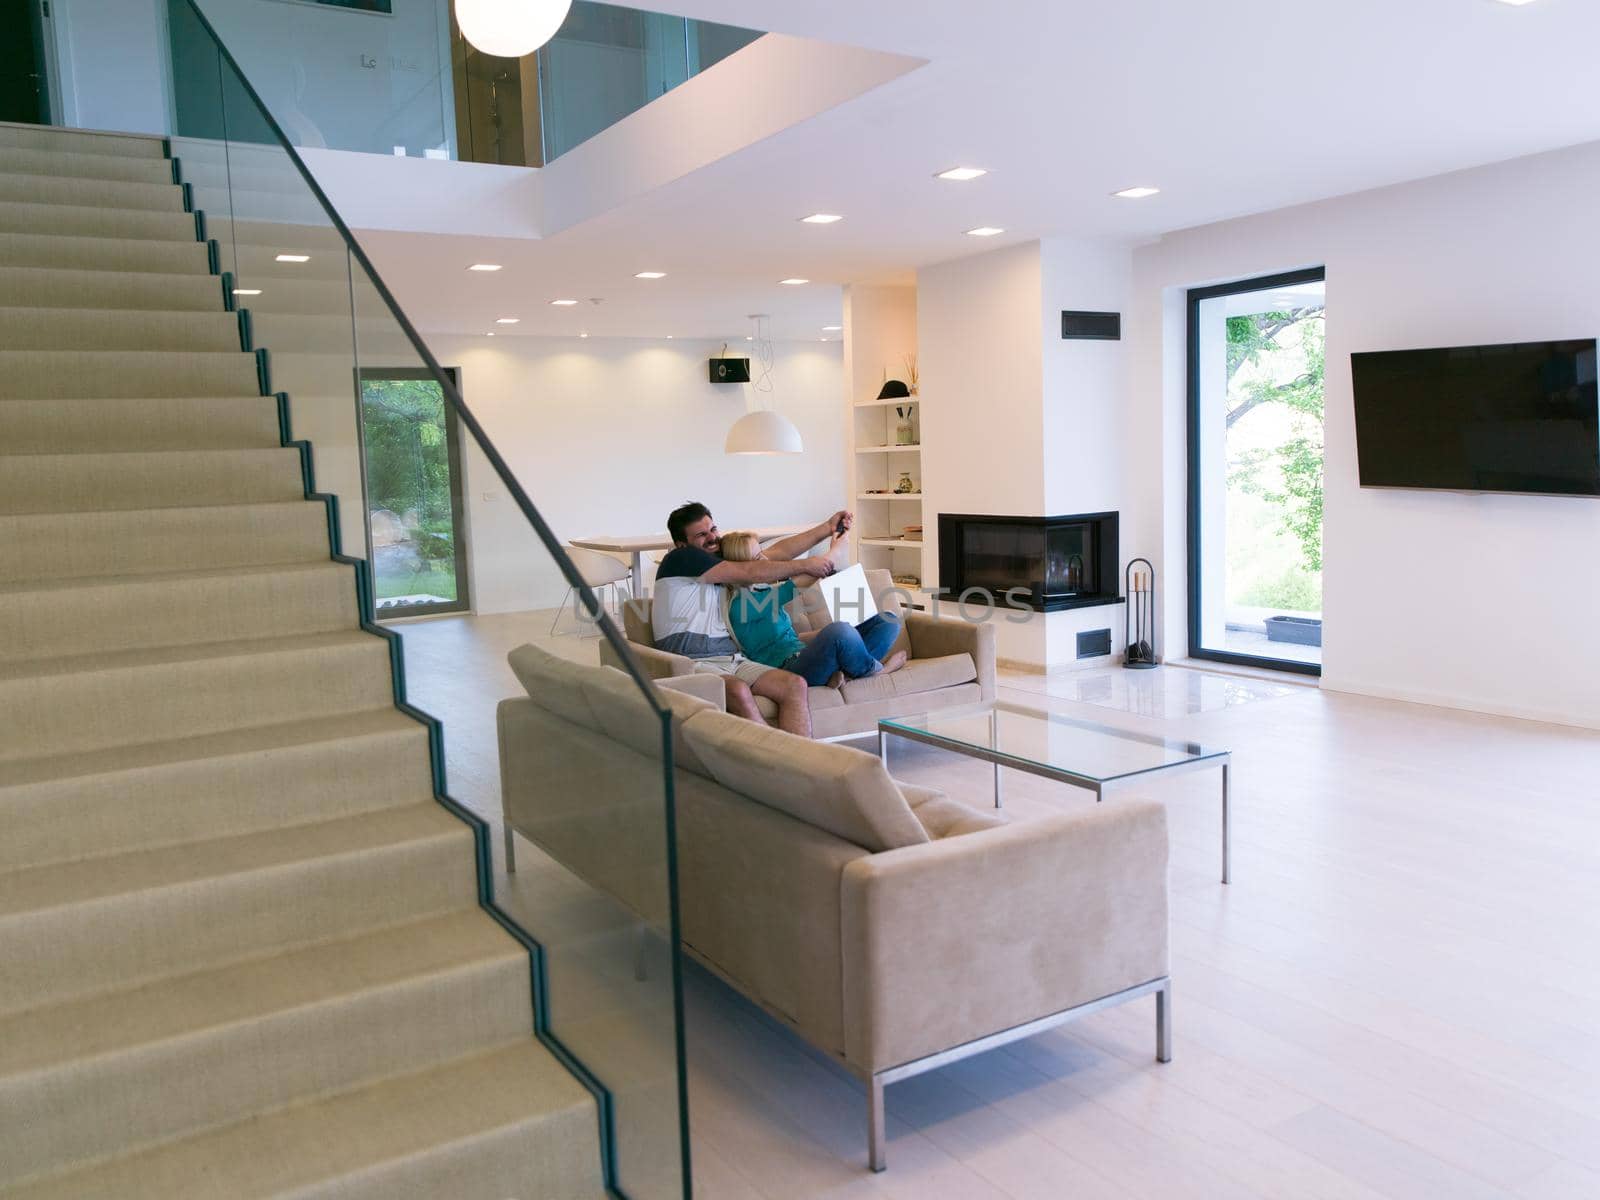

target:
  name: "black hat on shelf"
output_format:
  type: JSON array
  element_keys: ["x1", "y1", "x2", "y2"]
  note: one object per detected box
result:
[{"x1": 876, "y1": 379, "x2": 911, "y2": 400}]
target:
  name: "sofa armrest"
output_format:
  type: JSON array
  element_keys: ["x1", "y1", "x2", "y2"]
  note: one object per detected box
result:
[
  {"x1": 657, "y1": 672, "x2": 727, "y2": 710},
  {"x1": 599, "y1": 637, "x2": 695, "y2": 680},
  {"x1": 904, "y1": 614, "x2": 996, "y2": 700},
  {"x1": 839, "y1": 799, "x2": 1168, "y2": 1074}
]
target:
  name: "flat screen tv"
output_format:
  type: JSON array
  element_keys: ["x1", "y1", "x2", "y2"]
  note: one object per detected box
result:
[{"x1": 1350, "y1": 339, "x2": 1600, "y2": 496}]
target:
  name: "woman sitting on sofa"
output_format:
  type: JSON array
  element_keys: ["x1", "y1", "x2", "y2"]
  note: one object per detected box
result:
[{"x1": 719, "y1": 530, "x2": 906, "y2": 687}]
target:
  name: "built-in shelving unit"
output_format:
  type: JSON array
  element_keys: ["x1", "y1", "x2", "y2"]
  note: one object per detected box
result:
[{"x1": 844, "y1": 284, "x2": 925, "y2": 588}]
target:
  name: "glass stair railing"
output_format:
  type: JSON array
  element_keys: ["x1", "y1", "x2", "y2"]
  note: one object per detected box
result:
[{"x1": 0, "y1": 1, "x2": 691, "y2": 1196}]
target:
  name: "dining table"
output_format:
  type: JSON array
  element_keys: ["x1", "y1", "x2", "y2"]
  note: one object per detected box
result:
[{"x1": 569, "y1": 526, "x2": 811, "y2": 598}]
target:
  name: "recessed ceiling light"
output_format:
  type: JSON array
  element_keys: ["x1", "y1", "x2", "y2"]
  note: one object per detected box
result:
[
  {"x1": 274, "y1": 253, "x2": 310, "y2": 263},
  {"x1": 937, "y1": 166, "x2": 987, "y2": 182},
  {"x1": 1112, "y1": 186, "x2": 1161, "y2": 199},
  {"x1": 550, "y1": 299, "x2": 579, "y2": 306},
  {"x1": 232, "y1": 288, "x2": 262, "y2": 296},
  {"x1": 965, "y1": 227, "x2": 1004, "y2": 237},
  {"x1": 486, "y1": 331, "x2": 495, "y2": 337},
  {"x1": 665, "y1": 335, "x2": 674, "y2": 339},
  {"x1": 634, "y1": 271, "x2": 666, "y2": 279},
  {"x1": 779, "y1": 278, "x2": 809, "y2": 286},
  {"x1": 822, "y1": 325, "x2": 842, "y2": 331},
  {"x1": 495, "y1": 317, "x2": 520, "y2": 324},
  {"x1": 745, "y1": 336, "x2": 754, "y2": 341},
  {"x1": 468, "y1": 263, "x2": 502, "y2": 272},
  {"x1": 579, "y1": 332, "x2": 589, "y2": 338},
  {"x1": 800, "y1": 213, "x2": 842, "y2": 224},
  {"x1": 1494, "y1": 0, "x2": 1537, "y2": 5}
]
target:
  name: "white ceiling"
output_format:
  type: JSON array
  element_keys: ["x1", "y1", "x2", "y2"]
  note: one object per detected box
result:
[{"x1": 369, "y1": 0, "x2": 1600, "y2": 342}]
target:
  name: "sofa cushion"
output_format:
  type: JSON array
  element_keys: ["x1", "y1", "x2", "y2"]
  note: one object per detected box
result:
[
  {"x1": 682, "y1": 711, "x2": 931, "y2": 853},
  {"x1": 622, "y1": 597, "x2": 655, "y2": 647},
  {"x1": 897, "y1": 781, "x2": 1008, "y2": 840},
  {"x1": 508, "y1": 642, "x2": 714, "y2": 775},
  {"x1": 838, "y1": 653, "x2": 977, "y2": 705},
  {"x1": 580, "y1": 662, "x2": 717, "y2": 778},
  {"x1": 507, "y1": 643, "x2": 602, "y2": 732}
]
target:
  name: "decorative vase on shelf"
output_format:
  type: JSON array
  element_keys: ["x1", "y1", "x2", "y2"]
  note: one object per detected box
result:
[
  {"x1": 894, "y1": 405, "x2": 914, "y2": 445},
  {"x1": 895, "y1": 471, "x2": 915, "y2": 494}
]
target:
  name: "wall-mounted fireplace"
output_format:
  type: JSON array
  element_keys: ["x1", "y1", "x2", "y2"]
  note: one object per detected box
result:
[{"x1": 938, "y1": 512, "x2": 1121, "y2": 612}]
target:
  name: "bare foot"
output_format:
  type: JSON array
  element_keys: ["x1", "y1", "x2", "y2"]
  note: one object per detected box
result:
[
  {"x1": 826, "y1": 670, "x2": 845, "y2": 689},
  {"x1": 881, "y1": 650, "x2": 908, "y2": 675}
]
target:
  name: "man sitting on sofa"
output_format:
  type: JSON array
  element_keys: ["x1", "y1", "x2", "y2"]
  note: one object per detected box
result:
[{"x1": 654, "y1": 501, "x2": 845, "y2": 736}]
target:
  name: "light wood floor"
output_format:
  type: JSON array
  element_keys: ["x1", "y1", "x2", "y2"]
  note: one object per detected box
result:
[{"x1": 395, "y1": 610, "x2": 1600, "y2": 1200}]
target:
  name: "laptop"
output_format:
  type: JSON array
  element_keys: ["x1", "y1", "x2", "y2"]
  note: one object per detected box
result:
[{"x1": 814, "y1": 561, "x2": 878, "y2": 625}]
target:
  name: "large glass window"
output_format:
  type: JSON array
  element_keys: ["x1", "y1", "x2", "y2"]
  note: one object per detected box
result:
[
  {"x1": 1189, "y1": 269, "x2": 1325, "y2": 673},
  {"x1": 358, "y1": 367, "x2": 470, "y2": 617}
]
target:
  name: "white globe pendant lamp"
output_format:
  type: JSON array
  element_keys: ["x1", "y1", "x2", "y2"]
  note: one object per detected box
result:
[
  {"x1": 456, "y1": 0, "x2": 572, "y2": 58},
  {"x1": 725, "y1": 409, "x2": 803, "y2": 455},
  {"x1": 725, "y1": 312, "x2": 803, "y2": 454}
]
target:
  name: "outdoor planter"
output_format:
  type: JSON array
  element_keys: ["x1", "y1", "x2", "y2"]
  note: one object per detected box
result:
[{"x1": 1265, "y1": 615, "x2": 1322, "y2": 647}]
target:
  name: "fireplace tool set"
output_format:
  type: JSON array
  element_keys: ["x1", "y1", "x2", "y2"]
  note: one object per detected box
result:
[{"x1": 1124, "y1": 558, "x2": 1157, "y2": 669}]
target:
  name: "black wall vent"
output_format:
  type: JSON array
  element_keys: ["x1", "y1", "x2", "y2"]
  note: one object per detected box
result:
[
  {"x1": 1077, "y1": 628, "x2": 1112, "y2": 659},
  {"x1": 1061, "y1": 310, "x2": 1121, "y2": 341}
]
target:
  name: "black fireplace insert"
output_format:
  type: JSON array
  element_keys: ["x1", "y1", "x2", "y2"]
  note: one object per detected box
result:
[{"x1": 938, "y1": 512, "x2": 1121, "y2": 612}]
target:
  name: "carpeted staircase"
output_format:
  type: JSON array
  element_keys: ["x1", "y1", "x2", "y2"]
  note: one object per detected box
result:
[{"x1": 0, "y1": 122, "x2": 604, "y2": 1198}]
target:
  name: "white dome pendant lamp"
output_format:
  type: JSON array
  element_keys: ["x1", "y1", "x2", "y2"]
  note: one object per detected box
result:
[
  {"x1": 726, "y1": 314, "x2": 804, "y2": 455},
  {"x1": 726, "y1": 409, "x2": 803, "y2": 455},
  {"x1": 456, "y1": 0, "x2": 573, "y2": 58}
]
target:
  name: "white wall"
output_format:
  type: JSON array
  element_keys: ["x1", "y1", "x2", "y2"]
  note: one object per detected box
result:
[
  {"x1": 917, "y1": 240, "x2": 1047, "y2": 584},
  {"x1": 1131, "y1": 139, "x2": 1600, "y2": 727},
  {"x1": 1040, "y1": 237, "x2": 1133, "y2": 518},
  {"x1": 423, "y1": 335, "x2": 847, "y2": 613},
  {"x1": 51, "y1": 0, "x2": 172, "y2": 135}
]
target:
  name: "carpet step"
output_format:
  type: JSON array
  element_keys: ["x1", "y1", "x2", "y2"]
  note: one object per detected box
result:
[
  {"x1": 0, "y1": 265, "x2": 224, "y2": 312},
  {"x1": 227, "y1": 217, "x2": 351, "y2": 251},
  {"x1": 0, "y1": 234, "x2": 209, "y2": 278},
  {"x1": 0, "y1": 349, "x2": 259, "y2": 400},
  {"x1": 0, "y1": 500, "x2": 329, "y2": 583},
  {"x1": 0, "y1": 708, "x2": 431, "y2": 873},
  {"x1": 0, "y1": 145, "x2": 175, "y2": 186},
  {"x1": 0, "y1": 562, "x2": 357, "y2": 664},
  {"x1": 0, "y1": 122, "x2": 164, "y2": 160},
  {"x1": 0, "y1": 629, "x2": 395, "y2": 763},
  {"x1": 0, "y1": 199, "x2": 196, "y2": 242},
  {"x1": 203, "y1": 271, "x2": 353, "y2": 315},
  {"x1": 0, "y1": 172, "x2": 185, "y2": 213},
  {"x1": 0, "y1": 909, "x2": 529, "y2": 1189},
  {"x1": 0, "y1": 447, "x2": 305, "y2": 513},
  {"x1": 0, "y1": 307, "x2": 238, "y2": 354},
  {"x1": 0, "y1": 802, "x2": 477, "y2": 1017},
  {"x1": 1, "y1": 394, "x2": 282, "y2": 454},
  {"x1": 4, "y1": 1040, "x2": 603, "y2": 1200}
]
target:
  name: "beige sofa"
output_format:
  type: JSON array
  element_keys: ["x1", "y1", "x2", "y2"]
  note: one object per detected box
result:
[
  {"x1": 498, "y1": 644, "x2": 1171, "y2": 1171},
  {"x1": 598, "y1": 566, "x2": 995, "y2": 739}
]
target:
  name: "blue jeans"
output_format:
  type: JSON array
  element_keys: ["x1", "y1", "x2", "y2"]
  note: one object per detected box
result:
[{"x1": 781, "y1": 614, "x2": 901, "y2": 686}]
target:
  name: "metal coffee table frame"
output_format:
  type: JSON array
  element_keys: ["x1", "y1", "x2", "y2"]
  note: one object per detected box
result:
[{"x1": 878, "y1": 705, "x2": 1232, "y2": 884}]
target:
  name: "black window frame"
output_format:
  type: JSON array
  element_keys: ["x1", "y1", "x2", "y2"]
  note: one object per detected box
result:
[
  {"x1": 357, "y1": 365, "x2": 472, "y2": 620},
  {"x1": 1186, "y1": 266, "x2": 1326, "y2": 677}
]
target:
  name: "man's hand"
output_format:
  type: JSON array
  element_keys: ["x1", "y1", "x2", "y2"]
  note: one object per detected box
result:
[
  {"x1": 828, "y1": 510, "x2": 854, "y2": 535},
  {"x1": 798, "y1": 557, "x2": 837, "y2": 579}
]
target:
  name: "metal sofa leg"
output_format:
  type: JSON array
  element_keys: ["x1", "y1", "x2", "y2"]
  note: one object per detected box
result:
[
  {"x1": 1156, "y1": 978, "x2": 1172, "y2": 1063},
  {"x1": 503, "y1": 823, "x2": 517, "y2": 874},
  {"x1": 867, "y1": 1075, "x2": 886, "y2": 1172}
]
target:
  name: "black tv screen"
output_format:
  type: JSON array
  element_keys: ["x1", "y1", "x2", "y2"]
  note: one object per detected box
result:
[{"x1": 1350, "y1": 339, "x2": 1600, "y2": 496}]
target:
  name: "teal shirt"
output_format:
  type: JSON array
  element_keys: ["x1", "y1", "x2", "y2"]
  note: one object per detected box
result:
[{"x1": 727, "y1": 581, "x2": 803, "y2": 668}]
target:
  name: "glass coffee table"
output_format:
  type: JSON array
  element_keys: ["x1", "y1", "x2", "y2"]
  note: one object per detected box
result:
[{"x1": 878, "y1": 701, "x2": 1233, "y2": 883}]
